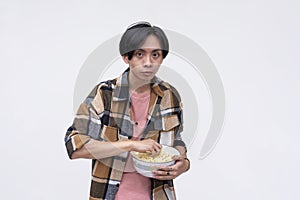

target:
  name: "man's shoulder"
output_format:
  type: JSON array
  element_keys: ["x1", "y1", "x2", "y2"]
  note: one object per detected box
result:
[
  {"x1": 96, "y1": 78, "x2": 118, "y2": 91},
  {"x1": 86, "y1": 78, "x2": 118, "y2": 100},
  {"x1": 157, "y1": 78, "x2": 180, "y2": 96},
  {"x1": 155, "y1": 78, "x2": 182, "y2": 109},
  {"x1": 160, "y1": 81, "x2": 177, "y2": 91}
]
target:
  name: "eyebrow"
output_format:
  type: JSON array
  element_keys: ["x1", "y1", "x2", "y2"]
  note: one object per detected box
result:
[{"x1": 136, "y1": 48, "x2": 162, "y2": 52}]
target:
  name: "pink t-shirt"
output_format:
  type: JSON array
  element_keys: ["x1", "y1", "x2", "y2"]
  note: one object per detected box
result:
[{"x1": 115, "y1": 90, "x2": 151, "y2": 200}]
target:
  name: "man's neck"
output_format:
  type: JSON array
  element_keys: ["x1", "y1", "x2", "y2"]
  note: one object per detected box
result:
[
  {"x1": 130, "y1": 84, "x2": 150, "y2": 94},
  {"x1": 128, "y1": 71, "x2": 151, "y2": 94}
]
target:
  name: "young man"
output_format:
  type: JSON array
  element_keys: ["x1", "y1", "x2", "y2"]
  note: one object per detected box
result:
[{"x1": 65, "y1": 22, "x2": 190, "y2": 200}]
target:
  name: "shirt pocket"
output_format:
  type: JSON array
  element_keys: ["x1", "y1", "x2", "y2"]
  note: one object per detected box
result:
[
  {"x1": 159, "y1": 114, "x2": 180, "y2": 146},
  {"x1": 100, "y1": 125, "x2": 118, "y2": 142}
]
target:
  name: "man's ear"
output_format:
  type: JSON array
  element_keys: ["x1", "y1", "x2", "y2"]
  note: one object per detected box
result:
[{"x1": 122, "y1": 55, "x2": 129, "y2": 64}]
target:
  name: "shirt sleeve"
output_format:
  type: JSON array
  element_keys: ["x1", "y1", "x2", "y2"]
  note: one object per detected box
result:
[
  {"x1": 169, "y1": 85, "x2": 187, "y2": 152},
  {"x1": 64, "y1": 84, "x2": 106, "y2": 158},
  {"x1": 173, "y1": 101, "x2": 187, "y2": 152}
]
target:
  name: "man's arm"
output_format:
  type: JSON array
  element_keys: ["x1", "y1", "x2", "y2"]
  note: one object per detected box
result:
[
  {"x1": 65, "y1": 82, "x2": 163, "y2": 160},
  {"x1": 153, "y1": 85, "x2": 190, "y2": 180},
  {"x1": 71, "y1": 138, "x2": 162, "y2": 160},
  {"x1": 152, "y1": 145, "x2": 189, "y2": 179}
]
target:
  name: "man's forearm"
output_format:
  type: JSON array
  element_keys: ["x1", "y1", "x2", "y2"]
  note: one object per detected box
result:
[
  {"x1": 175, "y1": 145, "x2": 187, "y2": 157},
  {"x1": 71, "y1": 139, "x2": 133, "y2": 160}
]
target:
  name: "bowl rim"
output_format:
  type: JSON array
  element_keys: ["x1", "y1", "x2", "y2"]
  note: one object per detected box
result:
[{"x1": 130, "y1": 145, "x2": 180, "y2": 164}]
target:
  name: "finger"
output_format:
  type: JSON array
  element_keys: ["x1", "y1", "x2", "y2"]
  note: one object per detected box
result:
[
  {"x1": 153, "y1": 145, "x2": 162, "y2": 155},
  {"x1": 153, "y1": 145, "x2": 161, "y2": 154},
  {"x1": 145, "y1": 140, "x2": 161, "y2": 151},
  {"x1": 150, "y1": 149, "x2": 158, "y2": 157},
  {"x1": 156, "y1": 165, "x2": 173, "y2": 171},
  {"x1": 147, "y1": 143, "x2": 161, "y2": 156},
  {"x1": 158, "y1": 162, "x2": 182, "y2": 172},
  {"x1": 153, "y1": 142, "x2": 162, "y2": 150},
  {"x1": 153, "y1": 171, "x2": 173, "y2": 180},
  {"x1": 172, "y1": 155, "x2": 184, "y2": 161},
  {"x1": 152, "y1": 170, "x2": 166, "y2": 176},
  {"x1": 153, "y1": 169, "x2": 172, "y2": 176}
]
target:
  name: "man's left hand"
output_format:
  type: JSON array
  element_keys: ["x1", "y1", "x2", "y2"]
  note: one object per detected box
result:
[{"x1": 152, "y1": 155, "x2": 189, "y2": 180}]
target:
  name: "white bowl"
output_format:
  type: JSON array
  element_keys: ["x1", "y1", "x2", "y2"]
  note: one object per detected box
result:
[{"x1": 131, "y1": 145, "x2": 180, "y2": 178}]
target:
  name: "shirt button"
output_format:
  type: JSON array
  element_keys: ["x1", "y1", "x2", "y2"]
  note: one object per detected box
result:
[{"x1": 135, "y1": 122, "x2": 138, "y2": 125}]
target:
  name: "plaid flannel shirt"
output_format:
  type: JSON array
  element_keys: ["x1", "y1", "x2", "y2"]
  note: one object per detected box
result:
[{"x1": 65, "y1": 68, "x2": 186, "y2": 200}]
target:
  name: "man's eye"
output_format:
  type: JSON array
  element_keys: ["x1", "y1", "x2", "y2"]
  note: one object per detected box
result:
[
  {"x1": 152, "y1": 52, "x2": 160, "y2": 58},
  {"x1": 136, "y1": 52, "x2": 143, "y2": 57}
]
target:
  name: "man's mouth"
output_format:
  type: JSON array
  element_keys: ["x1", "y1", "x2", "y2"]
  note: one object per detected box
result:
[{"x1": 142, "y1": 71, "x2": 153, "y2": 76}]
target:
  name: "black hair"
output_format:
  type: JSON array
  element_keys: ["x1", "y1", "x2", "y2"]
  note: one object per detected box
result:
[{"x1": 119, "y1": 21, "x2": 169, "y2": 60}]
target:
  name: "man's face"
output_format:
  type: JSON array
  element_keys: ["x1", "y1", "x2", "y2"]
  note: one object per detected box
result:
[{"x1": 123, "y1": 35, "x2": 164, "y2": 84}]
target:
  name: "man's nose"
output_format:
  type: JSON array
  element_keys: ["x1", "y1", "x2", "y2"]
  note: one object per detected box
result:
[{"x1": 144, "y1": 55, "x2": 152, "y2": 67}]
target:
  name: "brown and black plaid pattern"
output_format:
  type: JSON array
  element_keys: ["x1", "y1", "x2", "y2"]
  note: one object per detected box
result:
[{"x1": 65, "y1": 68, "x2": 186, "y2": 200}]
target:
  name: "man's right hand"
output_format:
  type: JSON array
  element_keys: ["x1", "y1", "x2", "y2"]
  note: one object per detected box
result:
[{"x1": 130, "y1": 139, "x2": 162, "y2": 155}]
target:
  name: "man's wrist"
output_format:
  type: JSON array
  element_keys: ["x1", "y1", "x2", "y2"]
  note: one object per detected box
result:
[
  {"x1": 184, "y1": 157, "x2": 190, "y2": 172},
  {"x1": 126, "y1": 140, "x2": 135, "y2": 152}
]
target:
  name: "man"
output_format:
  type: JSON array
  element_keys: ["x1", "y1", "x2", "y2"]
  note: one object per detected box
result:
[{"x1": 65, "y1": 21, "x2": 190, "y2": 200}]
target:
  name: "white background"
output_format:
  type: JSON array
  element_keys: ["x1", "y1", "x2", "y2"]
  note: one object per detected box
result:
[{"x1": 1, "y1": 0, "x2": 300, "y2": 199}]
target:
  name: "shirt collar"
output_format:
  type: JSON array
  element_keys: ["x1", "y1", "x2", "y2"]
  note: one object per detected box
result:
[{"x1": 112, "y1": 68, "x2": 164, "y2": 101}]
